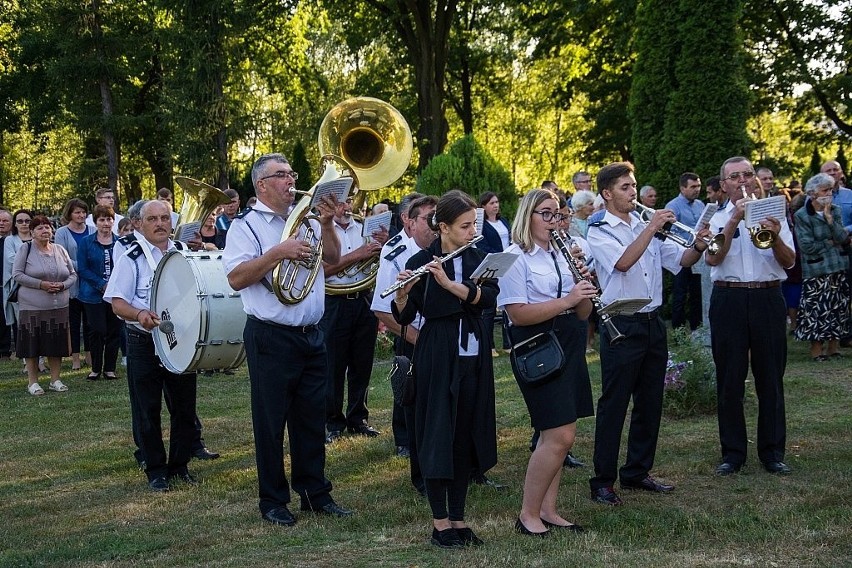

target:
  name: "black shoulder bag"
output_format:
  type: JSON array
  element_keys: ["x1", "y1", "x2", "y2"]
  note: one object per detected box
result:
[
  {"x1": 8, "y1": 242, "x2": 33, "y2": 303},
  {"x1": 388, "y1": 326, "x2": 416, "y2": 406}
]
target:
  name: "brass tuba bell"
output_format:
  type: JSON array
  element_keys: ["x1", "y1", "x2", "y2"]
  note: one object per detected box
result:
[{"x1": 173, "y1": 176, "x2": 232, "y2": 242}]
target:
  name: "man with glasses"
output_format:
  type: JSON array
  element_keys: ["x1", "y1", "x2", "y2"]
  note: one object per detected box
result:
[
  {"x1": 572, "y1": 171, "x2": 594, "y2": 195},
  {"x1": 86, "y1": 188, "x2": 124, "y2": 233},
  {"x1": 223, "y1": 153, "x2": 352, "y2": 526},
  {"x1": 706, "y1": 156, "x2": 796, "y2": 476}
]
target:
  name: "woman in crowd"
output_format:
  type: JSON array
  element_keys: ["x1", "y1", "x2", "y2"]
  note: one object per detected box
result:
[
  {"x1": 793, "y1": 173, "x2": 850, "y2": 360},
  {"x1": 392, "y1": 190, "x2": 498, "y2": 549},
  {"x1": 13, "y1": 215, "x2": 77, "y2": 395},
  {"x1": 477, "y1": 191, "x2": 512, "y2": 357},
  {"x1": 568, "y1": 190, "x2": 596, "y2": 238},
  {"x1": 3, "y1": 209, "x2": 34, "y2": 357},
  {"x1": 77, "y1": 205, "x2": 120, "y2": 380},
  {"x1": 498, "y1": 189, "x2": 597, "y2": 537},
  {"x1": 54, "y1": 198, "x2": 94, "y2": 370},
  {"x1": 199, "y1": 212, "x2": 226, "y2": 250}
]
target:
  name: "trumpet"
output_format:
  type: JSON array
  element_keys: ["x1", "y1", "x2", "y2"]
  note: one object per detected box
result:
[
  {"x1": 379, "y1": 235, "x2": 484, "y2": 299},
  {"x1": 632, "y1": 201, "x2": 724, "y2": 255},
  {"x1": 550, "y1": 229, "x2": 625, "y2": 345},
  {"x1": 739, "y1": 184, "x2": 777, "y2": 249}
]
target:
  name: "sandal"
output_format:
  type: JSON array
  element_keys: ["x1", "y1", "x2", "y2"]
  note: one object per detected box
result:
[
  {"x1": 104, "y1": 372, "x2": 118, "y2": 380},
  {"x1": 28, "y1": 382, "x2": 45, "y2": 396},
  {"x1": 49, "y1": 380, "x2": 69, "y2": 392},
  {"x1": 87, "y1": 372, "x2": 100, "y2": 381}
]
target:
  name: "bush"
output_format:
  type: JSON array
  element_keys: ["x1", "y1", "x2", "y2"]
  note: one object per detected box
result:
[{"x1": 663, "y1": 327, "x2": 717, "y2": 418}]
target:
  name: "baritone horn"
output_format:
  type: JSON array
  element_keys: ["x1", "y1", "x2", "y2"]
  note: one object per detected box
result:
[
  {"x1": 319, "y1": 97, "x2": 413, "y2": 296},
  {"x1": 173, "y1": 176, "x2": 232, "y2": 242},
  {"x1": 632, "y1": 200, "x2": 724, "y2": 255}
]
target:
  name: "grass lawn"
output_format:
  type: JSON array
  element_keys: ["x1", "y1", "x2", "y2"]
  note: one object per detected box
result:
[{"x1": 1, "y1": 334, "x2": 849, "y2": 567}]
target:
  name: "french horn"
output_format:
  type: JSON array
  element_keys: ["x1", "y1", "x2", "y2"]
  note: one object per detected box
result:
[{"x1": 271, "y1": 97, "x2": 413, "y2": 304}]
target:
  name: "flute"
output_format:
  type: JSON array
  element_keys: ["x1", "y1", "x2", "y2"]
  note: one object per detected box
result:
[
  {"x1": 379, "y1": 235, "x2": 484, "y2": 299},
  {"x1": 550, "y1": 229, "x2": 625, "y2": 344}
]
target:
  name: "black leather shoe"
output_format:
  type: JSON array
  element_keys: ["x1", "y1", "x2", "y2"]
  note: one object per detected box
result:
[
  {"x1": 169, "y1": 471, "x2": 199, "y2": 485},
  {"x1": 514, "y1": 518, "x2": 550, "y2": 538},
  {"x1": 395, "y1": 445, "x2": 410, "y2": 458},
  {"x1": 455, "y1": 527, "x2": 484, "y2": 546},
  {"x1": 541, "y1": 519, "x2": 585, "y2": 532},
  {"x1": 325, "y1": 430, "x2": 343, "y2": 444},
  {"x1": 563, "y1": 452, "x2": 585, "y2": 468},
  {"x1": 348, "y1": 424, "x2": 380, "y2": 437},
  {"x1": 431, "y1": 527, "x2": 465, "y2": 548},
  {"x1": 762, "y1": 461, "x2": 792, "y2": 475},
  {"x1": 263, "y1": 506, "x2": 296, "y2": 526},
  {"x1": 193, "y1": 447, "x2": 220, "y2": 460},
  {"x1": 621, "y1": 476, "x2": 674, "y2": 493},
  {"x1": 148, "y1": 477, "x2": 169, "y2": 492},
  {"x1": 591, "y1": 486, "x2": 623, "y2": 506},
  {"x1": 470, "y1": 473, "x2": 508, "y2": 490},
  {"x1": 302, "y1": 501, "x2": 353, "y2": 517},
  {"x1": 715, "y1": 462, "x2": 742, "y2": 476}
]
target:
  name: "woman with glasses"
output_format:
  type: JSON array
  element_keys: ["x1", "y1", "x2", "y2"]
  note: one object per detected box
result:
[
  {"x1": 392, "y1": 190, "x2": 499, "y2": 549},
  {"x1": 498, "y1": 189, "x2": 597, "y2": 537},
  {"x1": 3, "y1": 210, "x2": 34, "y2": 355}
]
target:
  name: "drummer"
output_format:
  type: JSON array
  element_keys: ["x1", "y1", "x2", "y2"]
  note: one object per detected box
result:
[{"x1": 104, "y1": 200, "x2": 199, "y2": 492}]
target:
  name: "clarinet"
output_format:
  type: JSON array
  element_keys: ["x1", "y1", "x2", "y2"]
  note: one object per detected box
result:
[{"x1": 550, "y1": 229, "x2": 626, "y2": 345}]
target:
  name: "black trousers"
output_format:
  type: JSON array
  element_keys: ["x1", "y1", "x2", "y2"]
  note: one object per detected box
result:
[
  {"x1": 82, "y1": 301, "x2": 121, "y2": 373},
  {"x1": 244, "y1": 317, "x2": 333, "y2": 515},
  {"x1": 671, "y1": 267, "x2": 703, "y2": 330},
  {"x1": 320, "y1": 294, "x2": 378, "y2": 431},
  {"x1": 395, "y1": 336, "x2": 424, "y2": 493},
  {"x1": 590, "y1": 312, "x2": 668, "y2": 490},
  {"x1": 126, "y1": 328, "x2": 197, "y2": 481},
  {"x1": 709, "y1": 286, "x2": 787, "y2": 465},
  {"x1": 69, "y1": 298, "x2": 88, "y2": 354}
]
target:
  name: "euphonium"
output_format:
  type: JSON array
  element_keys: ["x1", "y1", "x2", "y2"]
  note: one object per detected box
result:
[
  {"x1": 739, "y1": 184, "x2": 777, "y2": 249},
  {"x1": 173, "y1": 176, "x2": 232, "y2": 242},
  {"x1": 319, "y1": 97, "x2": 413, "y2": 296},
  {"x1": 632, "y1": 200, "x2": 724, "y2": 255}
]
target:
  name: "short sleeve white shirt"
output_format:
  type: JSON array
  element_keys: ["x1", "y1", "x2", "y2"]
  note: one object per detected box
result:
[
  {"x1": 370, "y1": 231, "x2": 424, "y2": 330},
  {"x1": 325, "y1": 219, "x2": 367, "y2": 286},
  {"x1": 497, "y1": 242, "x2": 577, "y2": 324}
]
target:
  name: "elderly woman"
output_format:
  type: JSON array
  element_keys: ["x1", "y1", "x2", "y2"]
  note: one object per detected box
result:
[
  {"x1": 13, "y1": 215, "x2": 77, "y2": 395},
  {"x1": 568, "y1": 190, "x2": 596, "y2": 238},
  {"x1": 54, "y1": 198, "x2": 95, "y2": 370},
  {"x1": 78, "y1": 205, "x2": 120, "y2": 380},
  {"x1": 793, "y1": 173, "x2": 851, "y2": 360}
]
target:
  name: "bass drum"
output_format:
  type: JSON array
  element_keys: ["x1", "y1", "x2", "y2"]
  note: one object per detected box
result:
[{"x1": 151, "y1": 250, "x2": 246, "y2": 374}]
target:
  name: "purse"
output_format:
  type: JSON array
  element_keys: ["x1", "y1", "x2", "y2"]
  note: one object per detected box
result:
[
  {"x1": 7, "y1": 242, "x2": 32, "y2": 303},
  {"x1": 509, "y1": 329, "x2": 565, "y2": 385},
  {"x1": 388, "y1": 326, "x2": 416, "y2": 406}
]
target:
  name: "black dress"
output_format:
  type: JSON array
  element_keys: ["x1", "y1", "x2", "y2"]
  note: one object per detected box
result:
[{"x1": 392, "y1": 239, "x2": 498, "y2": 479}]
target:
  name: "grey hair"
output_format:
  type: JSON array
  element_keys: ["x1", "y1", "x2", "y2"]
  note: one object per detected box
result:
[
  {"x1": 571, "y1": 189, "x2": 596, "y2": 209},
  {"x1": 804, "y1": 173, "x2": 835, "y2": 196},
  {"x1": 399, "y1": 192, "x2": 424, "y2": 219},
  {"x1": 639, "y1": 185, "x2": 656, "y2": 198},
  {"x1": 127, "y1": 200, "x2": 148, "y2": 221},
  {"x1": 572, "y1": 171, "x2": 590, "y2": 185},
  {"x1": 251, "y1": 153, "x2": 289, "y2": 189},
  {"x1": 720, "y1": 156, "x2": 751, "y2": 178}
]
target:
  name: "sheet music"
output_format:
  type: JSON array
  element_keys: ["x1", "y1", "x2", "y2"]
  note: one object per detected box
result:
[
  {"x1": 695, "y1": 203, "x2": 718, "y2": 230},
  {"x1": 174, "y1": 221, "x2": 202, "y2": 244},
  {"x1": 362, "y1": 211, "x2": 392, "y2": 238},
  {"x1": 744, "y1": 195, "x2": 786, "y2": 228},
  {"x1": 309, "y1": 177, "x2": 354, "y2": 209},
  {"x1": 475, "y1": 208, "x2": 485, "y2": 237},
  {"x1": 599, "y1": 297, "x2": 652, "y2": 316},
  {"x1": 470, "y1": 252, "x2": 520, "y2": 280}
]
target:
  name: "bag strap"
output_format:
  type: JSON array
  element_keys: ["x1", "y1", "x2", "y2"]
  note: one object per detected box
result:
[
  {"x1": 396, "y1": 326, "x2": 408, "y2": 356},
  {"x1": 505, "y1": 250, "x2": 562, "y2": 348}
]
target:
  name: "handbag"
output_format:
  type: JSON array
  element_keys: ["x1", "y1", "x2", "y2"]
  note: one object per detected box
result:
[
  {"x1": 388, "y1": 326, "x2": 416, "y2": 406},
  {"x1": 7, "y1": 242, "x2": 32, "y2": 303},
  {"x1": 509, "y1": 329, "x2": 565, "y2": 385}
]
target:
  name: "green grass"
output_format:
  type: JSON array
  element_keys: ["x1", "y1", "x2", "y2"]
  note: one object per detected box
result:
[{"x1": 1, "y1": 335, "x2": 850, "y2": 567}]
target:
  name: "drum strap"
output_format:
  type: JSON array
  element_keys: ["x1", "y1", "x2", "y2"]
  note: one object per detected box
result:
[{"x1": 242, "y1": 216, "x2": 276, "y2": 294}]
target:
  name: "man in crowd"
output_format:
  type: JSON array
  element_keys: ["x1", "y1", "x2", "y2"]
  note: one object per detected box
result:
[
  {"x1": 572, "y1": 171, "x2": 593, "y2": 195},
  {"x1": 104, "y1": 200, "x2": 198, "y2": 492},
  {"x1": 223, "y1": 152, "x2": 351, "y2": 526},
  {"x1": 705, "y1": 176, "x2": 725, "y2": 207},
  {"x1": 216, "y1": 188, "x2": 241, "y2": 239},
  {"x1": 87, "y1": 188, "x2": 124, "y2": 233},
  {"x1": 638, "y1": 185, "x2": 657, "y2": 208},
  {"x1": 587, "y1": 162, "x2": 708, "y2": 506},
  {"x1": 757, "y1": 167, "x2": 778, "y2": 197},
  {"x1": 157, "y1": 187, "x2": 180, "y2": 227},
  {"x1": 666, "y1": 172, "x2": 706, "y2": 331},
  {"x1": 706, "y1": 156, "x2": 796, "y2": 476}
]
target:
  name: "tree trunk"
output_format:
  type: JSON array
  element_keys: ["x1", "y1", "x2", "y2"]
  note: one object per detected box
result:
[{"x1": 90, "y1": 0, "x2": 121, "y2": 199}]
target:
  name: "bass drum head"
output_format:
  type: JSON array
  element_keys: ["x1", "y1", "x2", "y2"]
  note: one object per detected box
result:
[{"x1": 151, "y1": 251, "x2": 205, "y2": 374}]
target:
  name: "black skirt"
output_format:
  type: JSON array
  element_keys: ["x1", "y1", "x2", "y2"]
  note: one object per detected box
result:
[
  {"x1": 17, "y1": 307, "x2": 72, "y2": 358},
  {"x1": 510, "y1": 313, "x2": 594, "y2": 430}
]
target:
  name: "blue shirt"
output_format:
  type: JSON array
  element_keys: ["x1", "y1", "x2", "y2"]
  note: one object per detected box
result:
[
  {"x1": 665, "y1": 194, "x2": 705, "y2": 241},
  {"x1": 832, "y1": 186, "x2": 852, "y2": 232}
]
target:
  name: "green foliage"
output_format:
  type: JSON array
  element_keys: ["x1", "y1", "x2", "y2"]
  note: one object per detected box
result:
[
  {"x1": 663, "y1": 328, "x2": 717, "y2": 418},
  {"x1": 808, "y1": 146, "x2": 822, "y2": 178},
  {"x1": 415, "y1": 134, "x2": 517, "y2": 216}
]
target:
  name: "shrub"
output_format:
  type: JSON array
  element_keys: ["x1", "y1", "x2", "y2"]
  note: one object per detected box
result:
[{"x1": 663, "y1": 327, "x2": 717, "y2": 418}]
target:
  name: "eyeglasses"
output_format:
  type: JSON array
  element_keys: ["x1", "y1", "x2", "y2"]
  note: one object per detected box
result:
[
  {"x1": 723, "y1": 170, "x2": 755, "y2": 182},
  {"x1": 261, "y1": 170, "x2": 298, "y2": 181},
  {"x1": 16, "y1": 219, "x2": 31, "y2": 224},
  {"x1": 532, "y1": 210, "x2": 564, "y2": 222}
]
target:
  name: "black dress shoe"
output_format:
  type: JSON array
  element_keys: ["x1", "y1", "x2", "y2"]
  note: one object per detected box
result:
[
  {"x1": 563, "y1": 452, "x2": 585, "y2": 468},
  {"x1": 169, "y1": 471, "x2": 199, "y2": 485},
  {"x1": 455, "y1": 527, "x2": 484, "y2": 546},
  {"x1": 541, "y1": 519, "x2": 585, "y2": 532},
  {"x1": 348, "y1": 424, "x2": 380, "y2": 437},
  {"x1": 302, "y1": 501, "x2": 354, "y2": 517},
  {"x1": 148, "y1": 477, "x2": 170, "y2": 492},
  {"x1": 591, "y1": 486, "x2": 623, "y2": 506},
  {"x1": 470, "y1": 473, "x2": 508, "y2": 490},
  {"x1": 621, "y1": 476, "x2": 674, "y2": 493},
  {"x1": 715, "y1": 462, "x2": 742, "y2": 476},
  {"x1": 193, "y1": 447, "x2": 220, "y2": 460},
  {"x1": 395, "y1": 445, "x2": 410, "y2": 458},
  {"x1": 514, "y1": 518, "x2": 550, "y2": 538},
  {"x1": 431, "y1": 527, "x2": 465, "y2": 548},
  {"x1": 762, "y1": 461, "x2": 792, "y2": 474},
  {"x1": 263, "y1": 506, "x2": 296, "y2": 526},
  {"x1": 325, "y1": 430, "x2": 343, "y2": 444}
]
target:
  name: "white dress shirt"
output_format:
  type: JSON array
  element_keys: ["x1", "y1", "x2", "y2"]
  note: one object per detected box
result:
[
  {"x1": 587, "y1": 210, "x2": 685, "y2": 312},
  {"x1": 497, "y1": 242, "x2": 578, "y2": 323},
  {"x1": 325, "y1": 218, "x2": 367, "y2": 286},
  {"x1": 221, "y1": 201, "x2": 325, "y2": 327},
  {"x1": 370, "y1": 231, "x2": 424, "y2": 330}
]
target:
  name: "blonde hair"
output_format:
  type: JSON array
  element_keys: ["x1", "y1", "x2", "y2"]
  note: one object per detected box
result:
[{"x1": 512, "y1": 189, "x2": 558, "y2": 252}]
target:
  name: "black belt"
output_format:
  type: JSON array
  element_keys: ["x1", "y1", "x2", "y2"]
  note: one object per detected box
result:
[
  {"x1": 714, "y1": 280, "x2": 780, "y2": 289},
  {"x1": 328, "y1": 290, "x2": 370, "y2": 300},
  {"x1": 616, "y1": 308, "x2": 660, "y2": 321},
  {"x1": 126, "y1": 327, "x2": 153, "y2": 339},
  {"x1": 247, "y1": 314, "x2": 318, "y2": 334}
]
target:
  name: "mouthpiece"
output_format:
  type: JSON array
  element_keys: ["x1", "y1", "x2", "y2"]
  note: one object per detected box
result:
[{"x1": 159, "y1": 320, "x2": 175, "y2": 334}]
